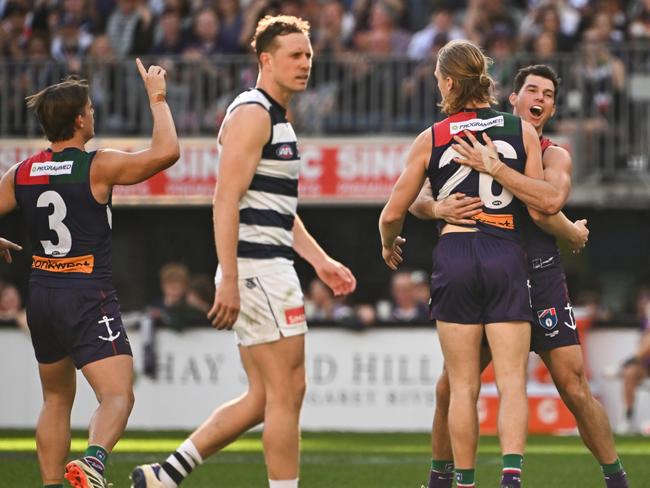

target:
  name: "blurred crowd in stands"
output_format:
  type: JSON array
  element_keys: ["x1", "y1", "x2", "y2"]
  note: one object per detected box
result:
[
  {"x1": 2, "y1": 0, "x2": 650, "y2": 137},
  {"x1": 2, "y1": 0, "x2": 650, "y2": 64}
]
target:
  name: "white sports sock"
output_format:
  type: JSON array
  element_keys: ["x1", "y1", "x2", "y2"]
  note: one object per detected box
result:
[
  {"x1": 268, "y1": 479, "x2": 299, "y2": 488},
  {"x1": 159, "y1": 439, "x2": 203, "y2": 487}
]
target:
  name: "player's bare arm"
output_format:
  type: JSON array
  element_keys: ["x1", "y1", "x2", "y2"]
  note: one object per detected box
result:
[
  {"x1": 0, "y1": 165, "x2": 23, "y2": 263},
  {"x1": 379, "y1": 129, "x2": 430, "y2": 270},
  {"x1": 408, "y1": 179, "x2": 482, "y2": 225},
  {"x1": 208, "y1": 104, "x2": 271, "y2": 329},
  {"x1": 90, "y1": 58, "x2": 180, "y2": 202},
  {"x1": 452, "y1": 123, "x2": 564, "y2": 214},
  {"x1": 533, "y1": 214, "x2": 589, "y2": 252},
  {"x1": 526, "y1": 140, "x2": 588, "y2": 250},
  {"x1": 292, "y1": 215, "x2": 356, "y2": 296},
  {"x1": 0, "y1": 164, "x2": 18, "y2": 215}
]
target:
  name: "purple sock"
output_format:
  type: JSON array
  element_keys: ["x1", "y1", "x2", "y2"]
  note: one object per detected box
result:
[
  {"x1": 501, "y1": 470, "x2": 521, "y2": 488},
  {"x1": 428, "y1": 469, "x2": 453, "y2": 488},
  {"x1": 604, "y1": 471, "x2": 629, "y2": 488}
]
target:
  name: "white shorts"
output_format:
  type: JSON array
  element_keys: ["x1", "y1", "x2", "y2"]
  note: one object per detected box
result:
[{"x1": 216, "y1": 262, "x2": 308, "y2": 347}]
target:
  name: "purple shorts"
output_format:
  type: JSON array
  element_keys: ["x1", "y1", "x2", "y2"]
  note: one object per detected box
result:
[
  {"x1": 430, "y1": 233, "x2": 532, "y2": 324},
  {"x1": 26, "y1": 284, "x2": 132, "y2": 369},
  {"x1": 528, "y1": 254, "x2": 579, "y2": 352}
]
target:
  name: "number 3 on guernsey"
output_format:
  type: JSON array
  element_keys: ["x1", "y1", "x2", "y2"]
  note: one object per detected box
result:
[{"x1": 37, "y1": 190, "x2": 72, "y2": 256}]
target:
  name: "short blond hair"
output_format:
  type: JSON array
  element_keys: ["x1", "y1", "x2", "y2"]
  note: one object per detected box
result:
[
  {"x1": 159, "y1": 262, "x2": 189, "y2": 285},
  {"x1": 437, "y1": 40, "x2": 497, "y2": 115},
  {"x1": 251, "y1": 15, "x2": 310, "y2": 59}
]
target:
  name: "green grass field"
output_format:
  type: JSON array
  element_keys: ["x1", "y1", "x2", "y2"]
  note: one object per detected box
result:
[{"x1": 1, "y1": 431, "x2": 648, "y2": 487}]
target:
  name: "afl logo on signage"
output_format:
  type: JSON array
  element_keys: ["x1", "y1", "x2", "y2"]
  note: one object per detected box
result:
[{"x1": 276, "y1": 144, "x2": 294, "y2": 159}]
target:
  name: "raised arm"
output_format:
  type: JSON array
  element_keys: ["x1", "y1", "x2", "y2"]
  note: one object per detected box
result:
[
  {"x1": 379, "y1": 129, "x2": 430, "y2": 269},
  {"x1": 293, "y1": 215, "x2": 356, "y2": 296},
  {"x1": 90, "y1": 58, "x2": 180, "y2": 201},
  {"x1": 207, "y1": 104, "x2": 271, "y2": 329},
  {"x1": 452, "y1": 122, "x2": 568, "y2": 214}
]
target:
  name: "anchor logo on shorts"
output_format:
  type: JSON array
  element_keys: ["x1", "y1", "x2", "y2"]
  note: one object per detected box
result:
[
  {"x1": 564, "y1": 303, "x2": 577, "y2": 330},
  {"x1": 98, "y1": 315, "x2": 121, "y2": 342}
]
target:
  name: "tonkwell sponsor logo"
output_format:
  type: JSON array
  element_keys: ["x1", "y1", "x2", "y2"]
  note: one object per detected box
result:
[
  {"x1": 32, "y1": 254, "x2": 94, "y2": 273},
  {"x1": 449, "y1": 115, "x2": 504, "y2": 135},
  {"x1": 30, "y1": 161, "x2": 74, "y2": 176}
]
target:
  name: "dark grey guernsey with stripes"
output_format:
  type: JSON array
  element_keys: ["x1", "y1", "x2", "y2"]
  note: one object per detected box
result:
[{"x1": 217, "y1": 88, "x2": 300, "y2": 265}]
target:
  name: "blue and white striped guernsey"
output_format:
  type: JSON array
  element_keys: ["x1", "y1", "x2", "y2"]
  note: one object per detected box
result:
[{"x1": 217, "y1": 88, "x2": 300, "y2": 277}]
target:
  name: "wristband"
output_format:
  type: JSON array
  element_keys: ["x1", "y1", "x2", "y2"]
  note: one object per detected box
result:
[
  {"x1": 491, "y1": 160, "x2": 504, "y2": 177},
  {"x1": 150, "y1": 93, "x2": 167, "y2": 104}
]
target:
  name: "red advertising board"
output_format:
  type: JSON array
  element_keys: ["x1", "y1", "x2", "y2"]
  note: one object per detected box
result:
[{"x1": 0, "y1": 136, "x2": 571, "y2": 205}]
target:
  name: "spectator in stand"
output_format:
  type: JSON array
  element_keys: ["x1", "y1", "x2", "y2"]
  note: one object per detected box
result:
[
  {"x1": 531, "y1": 29, "x2": 559, "y2": 64},
  {"x1": 150, "y1": 6, "x2": 189, "y2": 55},
  {"x1": 594, "y1": 0, "x2": 628, "y2": 43},
  {"x1": 105, "y1": 0, "x2": 155, "y2": 58},
  {"x1": 0, "y1": 283, "x2": 27, "y2": 330},
  {"x1": 50, "y1": 14, "x2": 93, "y2": 73},
  {"x1": 618, "y1": 285, "x2": 650, "y2": 434},
  {"x1": 186, "y1": 275, "x2": 214, "y2": 317},
  {"x1": 312, "y1": 0, "x2": 354, "y2": 56},
  {"x1": 60, "y1": 0, "x2": 94, "y2": 36},
  {"x1": 385, "y1": 271, "x2": 428, "y2": 323},
  {"x1": 591, "y1": 10, "x2": 625, "y2": 46},
  {"x1": 519, "y1": 1, "x2": 579, "y2": 51},
  {"x1": 305, "y1": 278, "x2": 353, "y2": 322},
  {"x1": 149, "y1": 262, "x2": 190, "y2": 330},
  {"x1": 463, "y1": 0, "x2": 518, "y2": 48},
  {"x1": 485, "y1": 25, "x2": 518, "y2": 110},
  {"x1": 353, "y1": 0, "x2": 411, "y2": 56},
  {"x1": 84, "y1": 34, "x2": 124, "y2": 131},
  {"x1": 21, "y1": 33, "x2": 57, "y2": 86},
  {"x1": 558, "y1": 28, "x2": 625, "y2": 172},
  {"x1": 410, "y1": 270, "x2": 430, "y2": 311},
  {"x1": 183, "y1": 6, "x2": 221, "y2": 58},
  {"x1": 1, "y1": 2, "x2": 29, "y2": 60},
  {"x1": 629, "y1": 0, "x2": 650, "y2": 40},
  {"x1": 540, "y1": 5, "x2": 574, "y2": 51},
  {"x1": 407, "y1": 6, "x2": 465, "y2": 61},
  {"x1": 215, "y1": 0, "x2": 245, "y2": 54},
  {"x1": 354, "y1": 303, "x2": 377, "y2": 328}
]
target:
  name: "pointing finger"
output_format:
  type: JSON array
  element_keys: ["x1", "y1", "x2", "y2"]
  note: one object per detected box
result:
[{"x1": 136, "y1": 58, "x2": 147, "y2": 78}]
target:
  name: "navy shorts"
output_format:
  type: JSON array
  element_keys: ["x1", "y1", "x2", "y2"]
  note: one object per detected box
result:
[
  {"x1": 26, "y1": 283, "x2": 132, "y2": 369},
  {"x1": 430, "y1": 232, "x2": 532, "y2": 324},
  {"x1": 528, "y1": 255, "x2": 580, "y2": 353}
]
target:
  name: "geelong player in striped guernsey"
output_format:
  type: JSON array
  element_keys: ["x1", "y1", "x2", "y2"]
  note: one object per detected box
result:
[
  {"x1": 131, "y1": 15, "x2": 356, "y2": 488},
  {"x1": 414, "y1": 65, "x2": 629, "y2": 488},
  {"x1": 0, "y1": 59, "x2": 179, "y2": 488}
]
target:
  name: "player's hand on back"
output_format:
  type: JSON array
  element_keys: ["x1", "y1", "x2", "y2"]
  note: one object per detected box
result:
[
  {"x1": 381, "y1": 236, "x2": 406, "y2": 271},
  {"x1": 0, "y1": 237, "x2": 21, "y2": 263},
  {"x1": 452, "y1": 130, "x2": 503, "y2": 176},
  {"x1": 568, "y1": 219, "x2": 589, "y2": 253},
  {"x1": 208, "y1": 279, "x2": 240, "y2": 329},
  {"x1": 436, "y1": 192, "x2": 483, "y2": 225},
  {"x1": 315, "y1": 257, "x2": 357, "y2": 296},
  {"x1": 136, "y1": 58, "x2": 167, "y2": 104}
]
